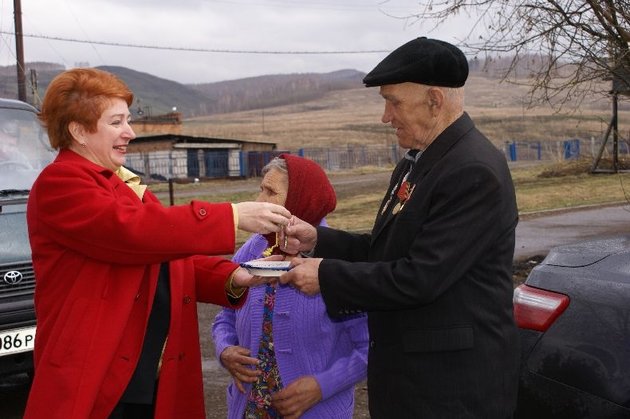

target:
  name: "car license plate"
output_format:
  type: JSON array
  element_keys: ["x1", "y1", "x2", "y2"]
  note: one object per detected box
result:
[{"x1": 0, "y1": 326, "x2": 36, "y2": 356}]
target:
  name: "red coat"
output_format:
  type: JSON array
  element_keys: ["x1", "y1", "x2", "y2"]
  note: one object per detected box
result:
[{"x1": 24, "y1": 149, "x2": 244, "y2": 419}]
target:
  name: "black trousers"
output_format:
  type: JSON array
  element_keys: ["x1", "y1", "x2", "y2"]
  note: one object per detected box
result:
[
  {"x1": 111, "y1": 264, "x2": 169, "y2": 419},
  {"x1": 109, "y1": 401, "x2": 154, "y2": 419}
]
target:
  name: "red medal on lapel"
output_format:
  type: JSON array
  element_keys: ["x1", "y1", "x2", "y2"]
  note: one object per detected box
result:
[
  {"x1": 392, "y1": 181, "x2": 415, "y2": 214},
  {"x1": 397, "y1": 181, "x2": 410, "y2": 202}
]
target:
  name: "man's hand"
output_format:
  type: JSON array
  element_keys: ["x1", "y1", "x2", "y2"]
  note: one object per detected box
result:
[
  {"x1": 279, "y1": 216, "x2": 318, "y2": 255},
  {"x1": 271, "y1": 375, "x2": 322, "y2": 418},
  {"x1": 279, "y1": 258, "x2": 322, "y2": 296},
  {"x1": 219, "y1": 345, "x2": 261, "y2": 394},
  {"x1": 236, "y1": 202, "x2": 291, "y2": 234}
]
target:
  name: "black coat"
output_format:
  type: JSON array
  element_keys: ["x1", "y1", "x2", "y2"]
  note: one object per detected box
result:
[{"x1": 316, "y1": 113, "x2": 520, "y2": 418}]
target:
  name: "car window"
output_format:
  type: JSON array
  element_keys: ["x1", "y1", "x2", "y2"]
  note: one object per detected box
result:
[{"x1": 0, "y1": 107, "x2": 56, "y2": 191}]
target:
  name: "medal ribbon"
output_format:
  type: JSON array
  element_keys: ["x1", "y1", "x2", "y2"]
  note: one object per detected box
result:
[
  {"x1": 380, "y1": 152, "x2": 420, "y2": 216},
  {"x1": 396, "y1": 180, "x2": 410, "y2": 204}
]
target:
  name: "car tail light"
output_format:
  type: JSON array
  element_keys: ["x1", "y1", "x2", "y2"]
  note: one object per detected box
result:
[{"x1": 513, "y1": 284, "x2": 569, "y2": 331}]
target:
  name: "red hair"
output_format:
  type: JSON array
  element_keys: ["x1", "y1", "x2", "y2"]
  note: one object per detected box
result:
[{"x1": 39, "y1": 68, "x2": 134, "y2": 149}]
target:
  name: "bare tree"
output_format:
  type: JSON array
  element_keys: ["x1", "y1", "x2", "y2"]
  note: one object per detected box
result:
[{"x1": 402, "y1": 0, "x2": 630, "y2": 110}]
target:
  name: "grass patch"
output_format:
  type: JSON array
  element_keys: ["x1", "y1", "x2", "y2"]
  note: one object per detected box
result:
[
  {"x1": 512, "y1": 160, "x2": 630, "y2": 213},
  {"x1": 326, "y1": 194, "x2": 382, "y2": 232}
]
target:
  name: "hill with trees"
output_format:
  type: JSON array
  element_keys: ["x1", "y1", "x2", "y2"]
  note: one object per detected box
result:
[
  {"x1": 0, "y1": 63, "x2": 366, "y2": 118},
  {"x1": 188, "y1": 69, "x2": 365, "y2": 114}
]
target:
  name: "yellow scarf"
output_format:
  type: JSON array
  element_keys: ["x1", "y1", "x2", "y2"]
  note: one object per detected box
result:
[{"x1": 115, "y1": 166, "x2": 147, "y2": 200}]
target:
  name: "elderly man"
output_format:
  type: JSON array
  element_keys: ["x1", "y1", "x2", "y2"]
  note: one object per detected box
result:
[{"x1": 279, "y1": 37, "x2": 520, "y2": 418}]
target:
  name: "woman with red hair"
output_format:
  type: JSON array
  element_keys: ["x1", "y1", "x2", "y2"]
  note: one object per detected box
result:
[{"x1": 24, "y1": 68, "x2": 290, "y2": 419}]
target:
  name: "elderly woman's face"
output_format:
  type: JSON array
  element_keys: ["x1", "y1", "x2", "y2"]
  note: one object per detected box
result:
[
  {"x1": 77, "y1": 98, "x2": 136, "y2": 171},
  {"x1": 257, "y1": 167, "x2": 288, "y2": 206}
]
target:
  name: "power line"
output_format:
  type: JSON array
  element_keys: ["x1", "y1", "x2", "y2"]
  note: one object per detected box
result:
[
  {"x1": 0, "y1": 31, "x2": 389, "y2": 55},
  {"x1": 59, "y1": 0, "x2": 105, "y2": 65},
  {"x1": 213, "y1": 0, "x2": 419, "y2": 14},
  {"x1": 210, "y1": 0, "x2": 375, "y2": 11}
]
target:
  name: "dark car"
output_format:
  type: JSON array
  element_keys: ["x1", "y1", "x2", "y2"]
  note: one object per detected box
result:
[
  {"x1": 513, "y1": 236, "x2": 630, "y2": 418},
  {"x1": 0, "y1": 98, "x2": 56, "y2": 377}
]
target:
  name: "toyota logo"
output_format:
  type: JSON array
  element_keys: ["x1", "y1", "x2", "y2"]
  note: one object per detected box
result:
[{"x1": 3, "y1": 271, "x2": 23, "y2": 285}]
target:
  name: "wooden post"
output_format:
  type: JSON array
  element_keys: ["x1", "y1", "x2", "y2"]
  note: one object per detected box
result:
[
  {"x1": 13, "y1": 0, "x2": 26, "y2": 102},
  {"x1": 168, "y1": 178, "x2": 174, "y2": 206}
]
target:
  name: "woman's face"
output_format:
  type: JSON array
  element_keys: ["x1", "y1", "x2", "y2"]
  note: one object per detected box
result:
[
  {"x1": 256, "y1": 167, "x2": 289, "y2": 206},
  {"x1": 75, "y1": 98, "x2": 136, "y2": 171}
]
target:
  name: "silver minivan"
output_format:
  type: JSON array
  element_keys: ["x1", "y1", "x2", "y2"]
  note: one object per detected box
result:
[{"x1": 0, "y1": 98, "x2": 56, "y2": 377}]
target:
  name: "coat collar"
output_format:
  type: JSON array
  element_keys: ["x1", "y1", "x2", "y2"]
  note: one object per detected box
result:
[
  {"x1": 55, "y1": 148, "x2": 150, "y2": 203},
  {"x1": 412, "y1": 112, "x2": 474, "y2": 182},
  {"x1": 55, "y1": 148, "x2": 115, "y2": 176},
  {"x1": 370, "y1": 112, "x2": 475, "y2": 242}
]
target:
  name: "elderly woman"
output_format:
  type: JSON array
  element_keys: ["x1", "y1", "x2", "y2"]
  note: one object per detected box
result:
[
  {"x1": 212, "y1": 154, "x2": 369, "y2": 419},
  {"x1": 24, "y1": 68, "x2": 290, "y2": 419}
]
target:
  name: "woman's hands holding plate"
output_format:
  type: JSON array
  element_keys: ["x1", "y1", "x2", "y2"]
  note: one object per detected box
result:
[
  {"x1": 231, "y1": 255, "x2": 289, "y2": 289},
  {"x1": 240, "y1": 260, "x2": 292, "y2": 277}
]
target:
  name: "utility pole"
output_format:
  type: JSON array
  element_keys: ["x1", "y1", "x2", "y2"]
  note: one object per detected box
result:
[
  {"x1": 13, "y1": 0, "x2": 26, "y2": 102},
  {"x1": 30, "y1": 68, "x2": 38, "y2": 107},
  {"x1": 591, "y1": 50, "x2": 629, "y2": 174}
]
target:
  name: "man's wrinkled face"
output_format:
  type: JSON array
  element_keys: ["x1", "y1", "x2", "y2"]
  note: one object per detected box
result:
[{"x1": 379, "y1": 83, "x2": 436, "y2": 150}]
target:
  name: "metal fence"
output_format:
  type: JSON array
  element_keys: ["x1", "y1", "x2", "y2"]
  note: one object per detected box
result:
[
  {"x1": 297, "y1": 144, "x2": 403, "y2": 171},
  {"x1": 504, "y1": 137, "x2": 630, "y2": 162},
  {"x1": 125, "y1": 144, "x2": 404, "y2": 181},
  {"x1": 124, "y1": 138, "x2": 630, "y2": 182}
]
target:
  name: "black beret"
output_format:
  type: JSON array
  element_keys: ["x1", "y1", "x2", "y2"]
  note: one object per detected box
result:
[{"x1": 363, "y1": 37, "x2": 468, "y2": 88}]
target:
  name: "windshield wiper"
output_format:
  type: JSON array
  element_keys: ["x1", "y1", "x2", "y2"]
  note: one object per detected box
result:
[{"x1": 0, "y1": 189, "x2": 30, "y2": 196}]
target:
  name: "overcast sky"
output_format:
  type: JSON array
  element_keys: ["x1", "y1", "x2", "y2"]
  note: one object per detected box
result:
[{"x1": 0, "y1": 0, "x2": 480, "y2": 84}]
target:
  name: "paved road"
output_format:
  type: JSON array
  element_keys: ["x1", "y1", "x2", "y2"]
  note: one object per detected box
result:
[{"x1": 515, "y1": 203, "x2": 630, "y2": 261}]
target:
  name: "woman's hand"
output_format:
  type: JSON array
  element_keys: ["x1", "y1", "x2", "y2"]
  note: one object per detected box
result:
[
  {"x1": 219, "y1": 345, "x2": 261, "y2": 394},
  {"x1": 231, "y1": 255, "x2": 284, "y2": 288},
  {"x1": 271, "y1": 375, "x2": 322, "y2": 418},
  {"x1": 235, "y1": 202, "x2": 291, "y2": 234}
]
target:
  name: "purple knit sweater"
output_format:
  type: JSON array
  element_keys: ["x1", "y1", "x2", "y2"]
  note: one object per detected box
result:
[{"x1": 212, "y1": 231, "x2": 369, "y2": 419}]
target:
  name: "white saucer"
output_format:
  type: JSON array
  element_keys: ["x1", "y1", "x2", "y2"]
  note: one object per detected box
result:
[{"x1": 240, "y1": 261, "x2": 292, "y2": 277}]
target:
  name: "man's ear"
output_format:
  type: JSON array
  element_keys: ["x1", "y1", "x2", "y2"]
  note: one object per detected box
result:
[{"x1": 427, "y1": 87, "x2": 444, "y2": 109}]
